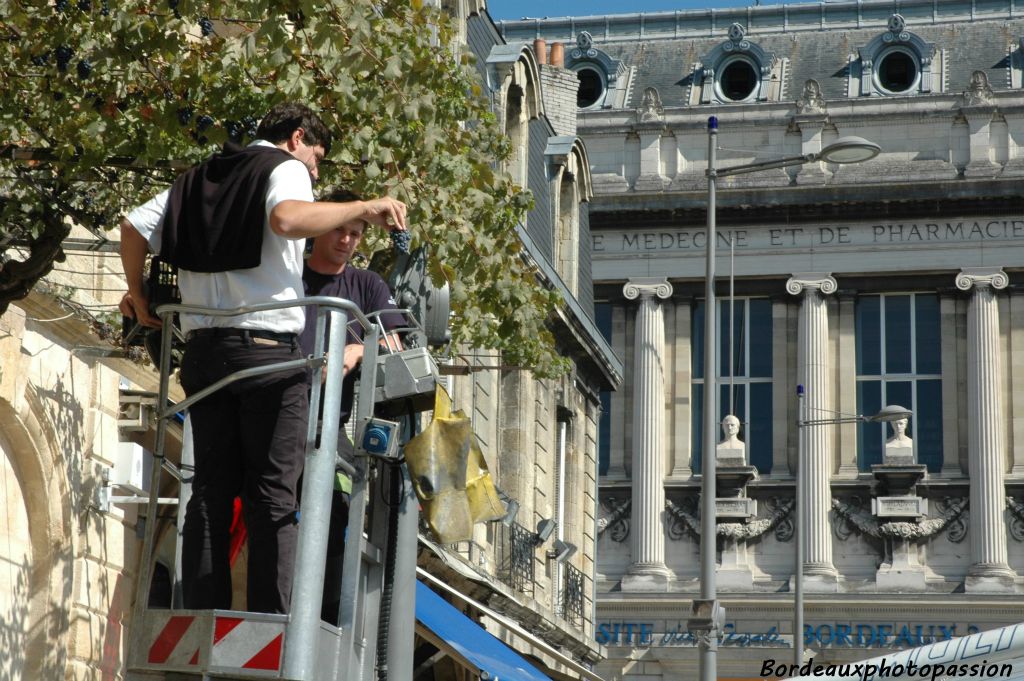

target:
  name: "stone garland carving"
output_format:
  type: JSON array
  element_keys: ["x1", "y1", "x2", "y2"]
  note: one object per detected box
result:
[
  {"x1": 597, "y1": 496, "x2": 631, "y2": 542},
  {"x1": 665, "y1": 497, "x2": 795, "y2": 541},
  {"x1": 1005, "y1": 497, "x2": 1024, "y2": 542},
  {"x1": 832, "y1": 496, "x2": 875, "y2": 540},
  {"x1": 831, "y1": 497, "x2": 969, "y2": 541},
  {"x1": 666, "y1": 498, "x2": 702, "y2": 540}
]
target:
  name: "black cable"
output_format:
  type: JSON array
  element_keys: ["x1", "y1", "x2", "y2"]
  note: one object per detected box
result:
[{"x1": 375, "y1": 463, "x2": 402, "y2": 681}]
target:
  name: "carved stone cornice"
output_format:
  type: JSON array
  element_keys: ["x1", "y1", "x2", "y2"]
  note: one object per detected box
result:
[
  {"x1": 955, "y1": 267, "x2": 1009, "y2": 292},
  {"x1": 623, "y1": 278, "x2": 673, "y2": 301},
  {"x1": 786, "y1": 272, "x2": 838, "y2": 296}
]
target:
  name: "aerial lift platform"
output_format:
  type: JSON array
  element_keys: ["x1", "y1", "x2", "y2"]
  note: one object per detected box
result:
[{"x1": 122, "y1": 294, "x2": 441, "y2": 681}]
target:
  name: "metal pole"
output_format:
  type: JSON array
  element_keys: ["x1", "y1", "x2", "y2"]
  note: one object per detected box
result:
[
  {"x1": 795, "y1": 385, "x2": 805, "y2": 667},
  {"x1": 729, "y1": 235, "x2": 735, "y2": 416},
  {"x1": 386, "y1": 464, "x2": 419, "y2": 680},
  {"x1": 283, "y1": 308, "x2": 349, "y2": 680},
  {"x1": 173, "y1": 413, "x2": 194, "y2": 608},
  {"x1": 127, "y1": 309, "x2": 176, "y2": 658},
  {"x1": 699, "y1": 115, "x2": 719, "y2": 681}
]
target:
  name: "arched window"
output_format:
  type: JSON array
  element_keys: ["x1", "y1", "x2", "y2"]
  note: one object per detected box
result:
[
  {"x1": 547, "y1": 138, "x2": 592, "y2": 295},
  {"x1": 486, "y1": 45, "x2": 542, "y2": 191},
  {"x1": 505, "y1": 84, "x2": 528, "y2": 189}
]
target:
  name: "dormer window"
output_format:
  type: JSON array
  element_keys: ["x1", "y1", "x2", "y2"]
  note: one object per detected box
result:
[
  {"x1": 565, "y1": 31, "x2": 631, "y2": 109},
  {"x1": 876, "y1": 48, "x2": 918, "y2": 93},
  {"x1": 693, "y1": 24, "x2": 786, "y2": 105},
  {"x1": 576, "y1": 66, "x2": 605, "y2": 108},
  {"x1": 717, "y1": 56, "x2": 759, "y2": 102},
  {"x1": 853, "y1": 14, "x2": 940, "y2": 96}
]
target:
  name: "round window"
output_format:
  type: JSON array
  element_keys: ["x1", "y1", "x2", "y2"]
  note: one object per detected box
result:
[
  {"x1": 576, "y1": 67, "x2": 604, "y2": 108},
  {"x1": 876, "y1": 49, "x2": 918, "y2": 93},
  {"x1": 718, "y1": 57, "x2": 759, "y2": 102}
]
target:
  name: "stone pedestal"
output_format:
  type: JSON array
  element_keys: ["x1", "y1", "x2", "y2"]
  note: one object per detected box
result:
[
  {"x1": 956, "y1": 268, "x2": 1017, "y2": 593},
  {"x1": 788, "y1": 273, "x2": 839, "y2": 590},
  {"x1": 872, "y1": 464, "x2": 929, "y2": 591},
  {"x1": 621, "y1": 278, "x2": 673, "y2": 591},
  {"x1": 716, "y1": 465, "x2": 759, "y2": 591}
]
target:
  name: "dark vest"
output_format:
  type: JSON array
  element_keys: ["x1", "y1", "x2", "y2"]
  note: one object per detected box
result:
[{"x1": 159, "y1": 143, "x2": 293, "y2": 273}]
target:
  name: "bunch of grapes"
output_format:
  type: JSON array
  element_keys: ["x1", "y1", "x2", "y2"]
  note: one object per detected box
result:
[
  {"x1": 167, "y1": 0, "x2": 181, "y2": 19},
  {"x1": 199, "y1": 17, "x2": 214, "y2": 36},
  {"x1": 225, "y1": 120, "x2": 244, "y2": 142},
  {"x1": 390, "y1": 230, "x2": 411, "y2": 254},
  {"x1": 55, "y1": 45, "x2": 73, "y2": 71},
  {"x1": 77, "y1": 59, "x2": 92, "y2": 79}
]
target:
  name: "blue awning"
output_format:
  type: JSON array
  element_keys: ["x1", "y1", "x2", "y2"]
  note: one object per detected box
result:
[{"x1": 415, "y1": 581, "x2": 552, "y2": 681}]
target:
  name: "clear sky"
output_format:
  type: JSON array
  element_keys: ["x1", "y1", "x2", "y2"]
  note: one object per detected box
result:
[{"x1": 486, "y1": 0, "x2": 767, "y2": 21}]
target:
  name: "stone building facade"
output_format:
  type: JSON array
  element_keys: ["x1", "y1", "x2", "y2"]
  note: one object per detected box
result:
[
  {"x1": 412, "y1": 5, "x2": 623, "y2": 679},
  {"x1": 501, "y1": 0, "x2": 1024, "y2": 678},
  {"x1": 0, "y1": 227, "x2": 178, "y2": 681}
]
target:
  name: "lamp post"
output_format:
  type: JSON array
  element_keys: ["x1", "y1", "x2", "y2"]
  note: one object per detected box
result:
[
  {"x1": 694, "y1": 116, "x2": 880, "y2": 681},
  {"x1": 793, "y1": 389, "x2": 912, "y2": 667}
]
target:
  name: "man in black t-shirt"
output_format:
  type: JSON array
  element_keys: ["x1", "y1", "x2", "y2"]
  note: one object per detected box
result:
[{"x1": 299, "y1": 200, "x2": 402, "y2": 624}]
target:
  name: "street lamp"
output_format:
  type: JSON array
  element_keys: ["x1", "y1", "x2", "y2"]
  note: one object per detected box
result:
[
  {"x1": 793, "y1": 386, "x2": 912, "y2": 667},
  {"x1": 695, "y1": 116, "x2": 880, "y2": 681}
]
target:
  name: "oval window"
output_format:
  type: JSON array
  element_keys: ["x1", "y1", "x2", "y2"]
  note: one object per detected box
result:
[
  {"x1": 719, "y1": 58, "x2": 758, "y2": 101},
  {"x1": 576, "y1": 67, "x2": 604, "y2": 108},
  {"x1": 877, "y1": 50, "x2": 917, "y2": 93}
]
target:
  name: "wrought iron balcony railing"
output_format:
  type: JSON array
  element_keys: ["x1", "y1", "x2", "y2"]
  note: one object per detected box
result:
[{"x1": 496, "y1": 521, "x2": 535, "y2": 596}]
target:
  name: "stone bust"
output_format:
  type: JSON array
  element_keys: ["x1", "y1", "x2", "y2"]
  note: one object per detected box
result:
[
  {"x1": 716, "y1": 414, "x2": 746, "y2": 465},
  {"x1": 883, "y1": 417, "x2": 915, "y2": 465}
]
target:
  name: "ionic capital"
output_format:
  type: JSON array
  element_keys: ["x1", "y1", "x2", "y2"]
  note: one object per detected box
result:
[
  {"x1": 955, "y1": 267, "x2": 1008, "y2": 292},
  {"x1": 786, "y1": 273, "x2": 838, "y2": 296},
  {"x1": 624, "y1": 278, "x2": 673, "y2": 301}
]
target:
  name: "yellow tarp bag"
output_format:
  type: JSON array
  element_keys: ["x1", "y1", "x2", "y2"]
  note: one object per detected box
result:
[{"x1": 404, "y1": 386, "x2": 505, "y2": 543}]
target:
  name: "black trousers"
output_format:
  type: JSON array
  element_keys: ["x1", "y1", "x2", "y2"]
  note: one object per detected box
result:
[{"x1": 179, "y1": 333, "x2": 309, "y2": 614}]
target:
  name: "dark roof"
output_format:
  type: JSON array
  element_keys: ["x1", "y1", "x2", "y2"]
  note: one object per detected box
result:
[{"x1": 500, "y1": 0, "x2": 1024, "y2": 107}]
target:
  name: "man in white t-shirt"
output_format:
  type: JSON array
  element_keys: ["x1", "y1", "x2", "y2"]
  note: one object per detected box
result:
[{"x1": 119, "y1": 102, "x2": 406, "y2": 614}]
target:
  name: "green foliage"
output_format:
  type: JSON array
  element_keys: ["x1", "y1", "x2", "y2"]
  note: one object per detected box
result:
[{"x1": 0, "y1": 0, "x2": 568, "y2": 376}]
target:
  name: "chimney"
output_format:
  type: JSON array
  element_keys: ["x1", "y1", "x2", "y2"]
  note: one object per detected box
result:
[
  {"x1": 534, "y1": 39, "x2": 547, "y2": 65},
  {"x1": 549, "y1": 42, "x2": 564, "y2": 68}
]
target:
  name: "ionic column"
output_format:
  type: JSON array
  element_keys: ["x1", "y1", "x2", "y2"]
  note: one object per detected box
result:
[
  {"x1": 622, "y1": 278, "x2": 673, "y2": 590},
  {"x1": 787, "y1": 273, "x2": 839, "y2": 588},
  {"x1": 956, "y1": 268, "x2": 1016, "y2": 592}
]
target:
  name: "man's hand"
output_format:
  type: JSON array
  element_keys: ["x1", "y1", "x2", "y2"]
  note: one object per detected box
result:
[
  {"x1": 120, "y1": 291, "x2": 162, "y2": 328},
  {"x1": 320, "y1": 345, "x2": 366, "y2": 383},
  {"x1": 360, "y1": 197, "x2": 407, "y2": 232},
  {"x1": 342, "y1": 344, "x2": 365, "y2": 375}
]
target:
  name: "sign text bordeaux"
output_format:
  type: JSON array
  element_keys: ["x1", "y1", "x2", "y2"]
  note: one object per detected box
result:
[{"x1": 595, "y1": 622, "x2": 982, "y2": 649}]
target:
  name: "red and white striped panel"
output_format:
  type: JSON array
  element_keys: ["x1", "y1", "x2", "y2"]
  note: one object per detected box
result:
[
  {"x1": 143, "y1": 612, "x2": 284, "y2": 675},
  {"x1": 209, "y1": 616, "x2": 284, "y2": 671},
  {"x1": 147, "y1": 613, "x2": 203, "y2": 667}
]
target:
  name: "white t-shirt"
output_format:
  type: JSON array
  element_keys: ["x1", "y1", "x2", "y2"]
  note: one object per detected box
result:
[{"x1": 126, "y1": 141, "x2": 313, "y2": 334}]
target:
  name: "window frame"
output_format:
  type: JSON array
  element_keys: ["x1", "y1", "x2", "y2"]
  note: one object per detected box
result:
[
  {"x1": 854, "y1": 292, "x2": 943, "y2": 472},
  {"x1": 691, "y1": 297, "x2": 774, "y2": 474}
]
